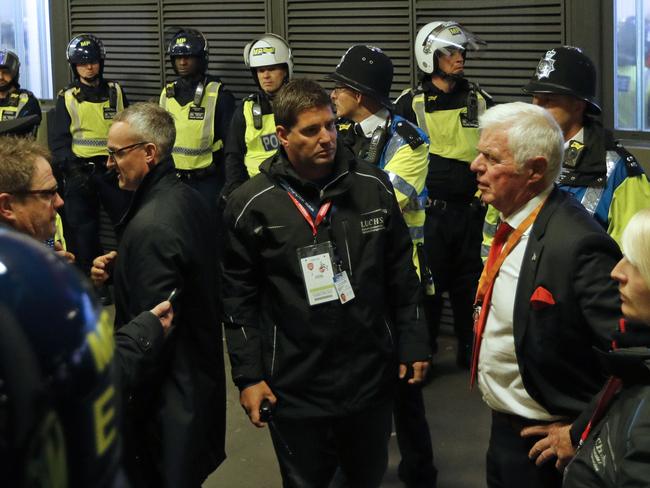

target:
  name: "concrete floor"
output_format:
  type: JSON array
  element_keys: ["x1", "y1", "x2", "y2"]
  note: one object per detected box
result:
[{"x1": 204, "y1": 328, "x2": 491, "y2": 488}]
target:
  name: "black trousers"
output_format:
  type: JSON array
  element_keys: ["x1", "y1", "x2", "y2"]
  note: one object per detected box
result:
[
  {"x1": 394, "y1": 381, "x2": 437, "y2": 487},
  {"x1": 422, "y1": 200, "x2": 485, "y2": 353},
  {"x1": 269, "y1": 402, "x2": 393, "y2": 488},
  {"x1": 486, "y1": 411, "x2": 563, "y2": 488}
]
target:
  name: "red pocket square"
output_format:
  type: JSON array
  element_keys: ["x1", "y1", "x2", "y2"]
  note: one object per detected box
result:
[{"x1": 530, "y1": 286, "x2": 555, "y2": 310}]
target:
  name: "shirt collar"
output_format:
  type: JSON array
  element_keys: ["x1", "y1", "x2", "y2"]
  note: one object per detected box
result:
[
  {"x1": 357, "y1": 108, "x2": 390, "y2": 138},
  {"x1": 502, "y1": 185, "x2": 553, "y2": 230},
  {"x1": 564, "y1": 127, "x2": 584, "y2": 149}
]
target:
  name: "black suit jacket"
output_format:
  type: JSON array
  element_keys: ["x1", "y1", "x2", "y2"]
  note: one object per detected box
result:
[{"x1": 512, "y1": 187, "x2": 621, "y2": 419}]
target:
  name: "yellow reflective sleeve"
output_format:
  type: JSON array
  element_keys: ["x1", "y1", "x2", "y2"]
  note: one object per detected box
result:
[{"x1": 608, "y1": 175, "x2": 650, "y2": 246}]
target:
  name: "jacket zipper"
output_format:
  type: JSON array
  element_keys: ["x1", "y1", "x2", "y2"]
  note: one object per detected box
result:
[
  {"x1": 342, "y1": 220, "x2": 352, "y2": 276},
  {"x1": 270, "y1": 325, "x2": 277, "y2": 376},
  {"x1": 384, "y1": 319, "x2": 394, "y2": 347}
]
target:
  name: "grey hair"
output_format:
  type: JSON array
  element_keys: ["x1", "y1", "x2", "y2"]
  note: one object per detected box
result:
[
  {"x1": 113, "y1": 102, "x2": 176, "y2": 159},
  {"x1": 479, "y1": 102, "x2": 564, "y2": 186},
  {"x1": 621, "y1": 207, "x2": 650, "y2": 288}
]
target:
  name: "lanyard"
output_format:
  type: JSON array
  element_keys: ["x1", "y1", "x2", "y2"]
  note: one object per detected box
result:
[
  {"x1": 475, "y1": 197, "x2": 548, "y2": 305},
  {"x1": 277, "y1": 177, "x2": 332, "y2": 237}
]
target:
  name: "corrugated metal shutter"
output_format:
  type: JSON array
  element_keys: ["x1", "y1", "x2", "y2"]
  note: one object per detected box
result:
[
  {"x1": 161, "y1": 0, "x2": 267, "y2": 100},
  {"x1": 415, "y1": 0, "x2": 565, "y2": 103},
  {"x1": 286, "y1": 0, "x2": 413, "y2": 100},
  {"x1": 69, "y1": 0, "x2": 163, "y2": 103}
]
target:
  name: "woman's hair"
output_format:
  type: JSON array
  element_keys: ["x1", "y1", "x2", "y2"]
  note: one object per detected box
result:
[{"x1": 621, "y1": 207, "x2": 650, "y2": 287}]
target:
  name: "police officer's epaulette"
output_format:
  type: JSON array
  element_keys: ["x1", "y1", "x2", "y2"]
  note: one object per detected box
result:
[
  {"x1": 336, "y1": 117, "x2": 353, "y2": 133},
  {"x1": 468, "y1": 81, "x2": 493, "y2": 103},
  {"x1": 613, "y1": 141, "x2": 644, "y2": 177},
  {"x1": 165, "y1": 81, "x2": 176, "y2": 99},
  {"x1": 58, "y1": 84, "x2": 76, "y2": 98},
  {"x1": 5, "y1": 92, "x2": 22, "y2": 107},
  {"x1": 394, "y1": 120, "x2": 425, "y2": 149}
]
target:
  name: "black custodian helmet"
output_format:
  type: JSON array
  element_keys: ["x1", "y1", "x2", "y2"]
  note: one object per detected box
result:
[
  {"x1": 327, "y1": 45, "x2": 394, "y2": 109},
  {"x1": 523, "y1": 46, "x2": 601, "y2": 114},
  {"x1": 0, "y1": 49, "x2": 20, "y2": 85},
  {"x1": 168, "y1": 28, "x2": 209, "y2": 74},
  {"x1": 66, "y1": 34, "x2": 106, "y2": 79},
  {"x1": 0, "y1": 229, "x2": 123, "y2": 487}
]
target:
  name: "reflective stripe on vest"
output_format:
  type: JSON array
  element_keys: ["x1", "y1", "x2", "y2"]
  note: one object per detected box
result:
[
  {"x1": 160, "y1": 81, "x2": 222, "y2": 170},
  {"x1": 65, "y1": 82, "x2": 124, "y2": 158},
  {"x1": 580, "y1": 150, "x2": 618, "y2": 216},
  {"x1": 242, "y1": 99, "x2": 279, "y2": 177},
  {"x1": 411, "y1": 91, "x2": 485, "y2": 163},
  {"x1": 0, "y1": 92, "x2": 29, "y2": 121}
]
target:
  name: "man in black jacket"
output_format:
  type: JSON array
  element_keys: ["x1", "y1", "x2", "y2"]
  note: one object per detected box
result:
[
  {"x1": 470, "y1": 102, "x2": 620, "y2": 488},
  {"x1": 222, "y1": 78, "x2": 431, "y2": 488},
  {"x1": 91, "y1": 102, "x2": 225, "y2": 487}
]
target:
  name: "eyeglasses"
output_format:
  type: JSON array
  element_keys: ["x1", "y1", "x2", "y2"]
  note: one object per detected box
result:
[
  {"x1": 9, "y1": 186, "x2": 59, "y2": 202},
  {"x1": 107, "y1": 141, "x2": 149, "y2": 162}
]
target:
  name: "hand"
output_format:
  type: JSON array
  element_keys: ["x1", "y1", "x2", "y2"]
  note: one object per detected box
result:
[
  {"x1": 399, "y1": 360, "x2": 430, "y2": 384},
  {"x1": 240, "y1": 381, "x2": 277, "y2": 428},
  {"x1": 90, "y1": 251, "x2": 117, "y2": 286},
  {"x1": 150, "y1": 300, "x2": 174, "y2": 337},
  {"x1": 54, "y1": 241, "x2": 75, "y2": 264},
  {"x1": 521, "y1": 421, "x2": 575, "y2": 471}
]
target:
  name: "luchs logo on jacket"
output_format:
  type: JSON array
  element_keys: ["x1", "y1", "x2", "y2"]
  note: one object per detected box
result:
[{"x1": 360, "y1": 215, "x2": 385, "y2": 234}]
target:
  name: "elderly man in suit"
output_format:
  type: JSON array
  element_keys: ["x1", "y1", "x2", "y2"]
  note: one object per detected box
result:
[{"x1": 469, "y1": 102, "x2": 621, "y2": 488}]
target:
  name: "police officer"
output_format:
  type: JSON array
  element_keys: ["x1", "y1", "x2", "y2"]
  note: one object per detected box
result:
[
  {"x1": 160, "y1": 28, "x2": 235, "y2": 209},
  {"x1": 526, "y1": 46, "x2": 650, "y2": 245},
  {"x1": 329, "y1": 44, "x2": 437, "y2": 488},
  {"x1": 222, "y1": 33, "x2": 292, "y2": 198},
  {"x1": 0, "y1": 228, "x2": 127, "y2": 487},
  {"x1": 483, "y1": 46, "x2": 650, "y2": 252},
  {"x1": 0, "y1": 49, "x2": 41, "y2": 137},
  {"x1": 395, "y1": 21, "x2": 492, "y2": 368},
  {"x1": 49, "y1": 34, "x2": 131, "y2": 297}
]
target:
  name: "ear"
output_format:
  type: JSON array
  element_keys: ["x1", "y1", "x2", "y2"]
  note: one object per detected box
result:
[
  {"x1": 0, "y1": 193, "x2": 17, "y2": 224},
  {"x1": 526, "y1": 156, "x2": 548, "y2": 184},
  {"x1": 276, "y1": 125, "x2": 290, "y2": 148},
  {"x1": 144, "y1": 142, "x2": 158, "y2": 168}
]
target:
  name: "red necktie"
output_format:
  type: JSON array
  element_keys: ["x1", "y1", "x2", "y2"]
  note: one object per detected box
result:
[{"x1": 470, "y1": 221, "x2": 513, "y2": 386}]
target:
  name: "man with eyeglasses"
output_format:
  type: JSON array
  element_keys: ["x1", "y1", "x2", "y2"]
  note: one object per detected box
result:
[
  {"x1": 395, "y1": 21, "x2": 493, "y2": 371},
  {"x1": 91, "y1": 102, "x2": 226, "y2": 487},
  {"x1": 49, "y1": 34, "x2": 131, "y2": 303},
  {"x1": 0, "y1": 136, "x2": 74, "y2": 263}
]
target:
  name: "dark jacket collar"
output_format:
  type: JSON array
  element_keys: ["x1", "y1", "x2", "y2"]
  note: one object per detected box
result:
[
  {"x1": 116, "y1": 156, "x2": 176, "y2": 230},
  {"x1": 596, "y1": 347, "x2": 650, "y2": 385},
  {"x1": 259, "y1": 140, "x2": 356, "y2": 202},
  {"x1": 558, "y1": 119, "x2": 613, "y2": 186}
]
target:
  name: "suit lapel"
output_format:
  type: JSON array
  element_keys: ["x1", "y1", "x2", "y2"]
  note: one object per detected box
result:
[{"x1": 513, "y1": 187, "x2": 561, "y2": 350}]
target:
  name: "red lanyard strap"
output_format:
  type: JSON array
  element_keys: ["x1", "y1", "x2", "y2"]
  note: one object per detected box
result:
[{"x1": 286, "y1": 191, "x2": 331, "y2": 237}]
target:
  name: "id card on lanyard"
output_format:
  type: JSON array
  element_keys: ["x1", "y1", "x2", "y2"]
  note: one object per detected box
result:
[{"x1": 278, "y1": 177, "x2": 355, "y2": 306}]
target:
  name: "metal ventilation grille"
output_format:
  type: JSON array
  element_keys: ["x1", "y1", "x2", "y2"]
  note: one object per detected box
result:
[
  {"x1": 69, "y1": 0, "x2": 163, "y2": 102},
  {"x1": 286, "y1": 0, "x2": 413, "y2": 100},
  {"x1": 161, "y1": 0, "x2": 267, "y2": 99},
  {"x1": 415, "y1": 0, "x2": 565, "y2": 103}
]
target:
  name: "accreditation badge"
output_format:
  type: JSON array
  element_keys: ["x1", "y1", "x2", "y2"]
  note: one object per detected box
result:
[{"x1": 297, "y1": 242, "x2": 339, "y2": 306}]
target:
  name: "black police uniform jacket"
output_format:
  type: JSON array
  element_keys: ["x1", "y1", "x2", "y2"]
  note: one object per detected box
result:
[
  {"x1": 112, "y1": 157, "x2": 225, "y2": 486},
  {"x1": 564, "y1": 346, "x2": 650, "y2": 487},
  {"x1": 222, "y1": 142, "x2": 430, "y2": 418}
]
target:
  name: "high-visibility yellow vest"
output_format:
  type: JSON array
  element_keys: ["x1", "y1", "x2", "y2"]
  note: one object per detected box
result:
[
  {"x1": 160, "y1": 80, "x2": 223, "y2": 170},
  {"x1": 409, "y1": 89, "x2": 486, "y2": 163},
  {"x1": 242, "y1": 98, "x2": 280, "y2": 177},
  {"x1": 0, "y1": 91, "x2": 30, "y2": 121},
  {"x1": 64, "y1": 82, "x2": 124, "y2": 158}
]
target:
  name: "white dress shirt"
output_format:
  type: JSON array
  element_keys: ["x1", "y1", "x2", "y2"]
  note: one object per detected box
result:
[{"x1": 478, "y1": 186, "x2": 563, "y2": 420}]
